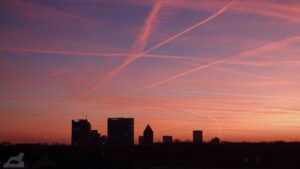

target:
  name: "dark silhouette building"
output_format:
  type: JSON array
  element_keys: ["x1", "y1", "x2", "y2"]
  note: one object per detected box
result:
[
  {"x1": 71, "y1": 119, "x2": 91, "y2": 145},
  {"x1": 143, "y1": 124, "x2": 153, "y2": 145},
  {"x1": 193, "y1": 130, "x2": 203, "y2": 144},
  {"x1": 139, "y1": 136, "x2": 144, "y2": 145},
  {"x1": 90, "y1": 130, "x2": 101, "y2": 145},
  {"x1": 163, "y1": 136, "x2": 172, "y2": 143},
  {"x1": 210, "y1": 137, "x2": 220, "y2": 144},
  {"x1": 107, "y1": 118, "x2": 134, "y2": 146},
  {"x1": 100, "y1": 135, "x2": 107, "y2": 145}
]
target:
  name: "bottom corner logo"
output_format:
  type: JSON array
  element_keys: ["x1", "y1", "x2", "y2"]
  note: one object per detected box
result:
[{"x1": 3, "y1": 153, "x2": 25, "y2": 168}]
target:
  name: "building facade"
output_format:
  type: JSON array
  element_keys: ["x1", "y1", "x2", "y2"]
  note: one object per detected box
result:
[
  {"x1": 107, "y1": 118, "x2": 134, "y2": 146},
  {"x1": 193, "y1": 130, "x2": 203, "y2": 144},
  {"x1": 139, "y1": 136, "x2": 144, "y2": 145},
  {"x1": 163, "y1": 136, "x2": 172, "y2": 143},
  {"x1": 143, "y1": 124, "x2": 153, "y2": 145},
  {"x1": 90, "y1": 130, "x2": 101, "y2": 145},
  {"x1": 71, "y1": 119, "x2": 91, "y2": 145}
]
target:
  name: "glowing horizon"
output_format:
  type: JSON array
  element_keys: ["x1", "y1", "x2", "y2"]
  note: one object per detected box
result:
[{"x1": 1, "y1": 0, "x2": 300, "y2": 144}]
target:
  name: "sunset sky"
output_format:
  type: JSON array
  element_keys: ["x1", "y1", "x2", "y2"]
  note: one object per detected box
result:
[{"x1": 1, "y1": 0, "x2": 300, "y2": 144}]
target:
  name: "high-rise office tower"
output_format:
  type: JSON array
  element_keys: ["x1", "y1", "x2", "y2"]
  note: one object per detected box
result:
[
  {"x1": 71, "y1": 119, "x2": 91, "y2": 145},
  {"x1": 143, "y1": 124, "x2": 153, "y2": 145},
  {"x1": 107, "y1": 118, "x2": 134, "y2": 146},
  {"x1": 193, "y1": 130, "x2": 203, "y2": 144}
]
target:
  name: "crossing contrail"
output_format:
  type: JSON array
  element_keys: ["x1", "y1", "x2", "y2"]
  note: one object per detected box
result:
[
  {"x1": 83, "y1": 1, "x2": 162, "y2": 95},
  {"x1": 84, "y1": 0, "x2": 238, "y2": 95},
  {"x1": 142, "y1": 0, "x2": 238, "y2": 55},
  {"x1": 126, "y1": 35, "x2": 300, "y2": 94}
]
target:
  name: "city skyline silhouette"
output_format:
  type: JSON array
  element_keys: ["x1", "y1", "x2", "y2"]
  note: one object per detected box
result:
[
  {"x1": 1, "y1": 0, "x2": 300, "y2": 144},
  {"x1": 71, "y1": 117, "x2": 207, "y2": 145},
  {"x1": 1, "y1": 0, "x2": 300, "y2": 168}
]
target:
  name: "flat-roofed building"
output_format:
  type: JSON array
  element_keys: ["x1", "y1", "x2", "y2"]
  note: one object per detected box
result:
[
  {"x1": 163, "y1": 136, "x2": 172, "y2": 143},
  {"x1": 193, "y1": 130, "x2": 203, "y2": 144},
  {"x1": 71, "y1": 119, "x2": 91, "y2": 145},
  {"x1": 108, "y1": 118, "x2": 134, "y2": 146}
]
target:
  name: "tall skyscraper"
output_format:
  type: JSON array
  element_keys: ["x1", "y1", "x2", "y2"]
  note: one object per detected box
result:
[
  {"x1": 193, "y1": 130, "x2": 203, "y2": 144},
  {"x1": 143, "y1": 124, "x2": 153, "y2": 145},
  {"x1": 107, "y1": 118, "x2": 134, "y2": 146},
  {"x1": 71, "y1": 119, "x2": 91, "y2": 145}
]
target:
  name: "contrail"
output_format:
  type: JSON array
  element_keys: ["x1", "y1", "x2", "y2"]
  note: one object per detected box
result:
[
  {"x1": 142, "y1": 0, "x2": 238, "y2": 55},
  {"x1": 1, "y1": 47, "x2": 199, "y2": 89},
  {"x1": 126, "y1": 35, "x2": 300, "y2": 94},
  {"x1": 14, "y1": 69, "x2": 70, "y2": 88},
  {"x1": 85, "y1": 0, "x2": 238, "y2": 94},
  {"x1": 84, "y1": 1, "x2": 162, "y2": 95},
  {"x1": 0, "y1": 48, "x2": 193, "y2": 60},
  {"x1": 0, "y1": 48, "x2": 125, "y2": 57},
  {"x1": 182, "y1": 91, "x2": 300, "y2": 102},
  {"x1": 144, "y1": 54, "x2": 196, "y2": 60}
]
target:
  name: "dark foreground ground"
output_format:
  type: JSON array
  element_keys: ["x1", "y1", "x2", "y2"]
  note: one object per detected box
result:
[{"x1": 0, "y1": 142, "x2": 300, "y2": 169}]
